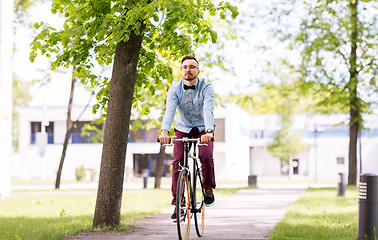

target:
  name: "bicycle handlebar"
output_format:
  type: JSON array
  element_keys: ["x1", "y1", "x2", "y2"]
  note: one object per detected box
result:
[{"x1": 157, "y1": 136, "x2": 214, "y2": 146}]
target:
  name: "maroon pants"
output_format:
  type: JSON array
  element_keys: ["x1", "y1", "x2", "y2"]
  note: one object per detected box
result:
[{"x1": 171, "y1": 128, "x2": 216, "y2": 205}]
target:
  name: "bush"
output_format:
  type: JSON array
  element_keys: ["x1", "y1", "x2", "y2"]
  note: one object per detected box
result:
[{"x1": 75, "y1": 165, "x2": 86, "y2": 181}]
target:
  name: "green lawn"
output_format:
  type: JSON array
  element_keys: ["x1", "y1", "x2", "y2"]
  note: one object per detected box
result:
[
  {"x1": 0, "y1": 189, "x2": 171, "y2": 240},
  {"x1": 269, "y1": 186, "x2": 359, "y2": 240},
  {"x1": 0, "y1": 188, "x2": 239, "y2": 240}
]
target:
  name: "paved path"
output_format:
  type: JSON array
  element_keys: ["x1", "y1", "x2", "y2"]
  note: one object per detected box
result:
[{"x1": 64, "y1": 188, "x2": 304, "y2": 240}]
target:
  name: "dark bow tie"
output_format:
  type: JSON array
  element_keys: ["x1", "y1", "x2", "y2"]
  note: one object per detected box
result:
[{"x1": 184, "y1": 84, "x2": 195, "y2": 90}]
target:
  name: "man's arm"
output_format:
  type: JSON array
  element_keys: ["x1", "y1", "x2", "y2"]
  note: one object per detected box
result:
[{"x1": 201, "y1": 84, "x2": 215, "y2": 143}]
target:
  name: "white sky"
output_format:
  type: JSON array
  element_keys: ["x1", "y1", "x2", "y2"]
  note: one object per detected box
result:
[{"x1": 12, "y1": 0, "x2": 284, "y2": 107}]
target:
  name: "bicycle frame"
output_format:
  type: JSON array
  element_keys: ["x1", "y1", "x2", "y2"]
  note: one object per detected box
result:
[{"x1": 165, "y1": 136, "x2": 206, "y2": 214}]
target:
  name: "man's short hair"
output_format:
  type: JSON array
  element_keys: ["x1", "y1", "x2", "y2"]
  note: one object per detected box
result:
[{"x1": 181, "y1": 55, "x2": 199, "y2": 65}]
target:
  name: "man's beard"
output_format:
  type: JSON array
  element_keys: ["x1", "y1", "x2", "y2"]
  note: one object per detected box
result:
[{"x1": 184, "y1": 74, "x2": 197, "y2": 81}]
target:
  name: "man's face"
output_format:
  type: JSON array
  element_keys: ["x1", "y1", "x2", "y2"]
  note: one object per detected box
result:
[{"x1": 181, "y1": 59, "x2": 200, "y2": 81}]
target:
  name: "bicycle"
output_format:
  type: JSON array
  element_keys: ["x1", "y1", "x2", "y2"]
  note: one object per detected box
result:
[{"x1": 160, "y1": 136, "x2": 208, "y2": 240}]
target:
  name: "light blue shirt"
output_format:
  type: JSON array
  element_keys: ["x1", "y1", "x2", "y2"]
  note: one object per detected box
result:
[{"x1": 161, "y1": 77, "x2": 215, "y2": 133}]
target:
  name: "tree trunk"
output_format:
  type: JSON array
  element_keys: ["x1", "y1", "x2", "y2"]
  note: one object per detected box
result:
[
  {"x1": 349, "y1": 101, "x2": 358, "y2": 185},
  {"x1": 347, "y1": 0, "x2": 359, "y2": 186},
  {"x1": 154, "y1": 145, "x2": 165, "y2": 189},
  {"x1": 55, "y1": 70, "x2": 75, "y2": 189},
  {"x1": 93, "y1": 25, "x2": 145, "y2": 228}
]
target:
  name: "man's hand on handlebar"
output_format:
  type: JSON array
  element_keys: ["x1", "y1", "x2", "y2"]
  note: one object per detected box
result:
[
  {"x1": 158, "y1": 129, "x2": 171, "y2": 145},
  {"x1": 201, "y1": 132, "x2": 214, "y2": 143}
]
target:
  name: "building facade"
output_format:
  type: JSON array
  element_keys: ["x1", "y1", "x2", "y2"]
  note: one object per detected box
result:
[
  {"x1": 0, "y1": 0, "x2": 13, "y2": 197},
  {"x1": 15, "y1": 103, "x2": 378, "y2": 183}
]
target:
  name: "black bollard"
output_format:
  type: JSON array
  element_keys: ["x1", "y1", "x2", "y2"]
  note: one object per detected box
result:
[
  {"x1": 337, "y1": 172, "x2": 345, "y2": 196},
  {"x1": 248, "y1": 175, "x2": 257, "y2": 186},
  {"x1": 357, "y1": 173, "x2": 378, "y2": 240}
]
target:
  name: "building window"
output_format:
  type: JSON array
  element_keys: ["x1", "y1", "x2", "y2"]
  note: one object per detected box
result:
[
  {"x1": 337, "y1": 157, "x2": 345, "y2": 165},
  {"x1": 71, "y1": 121, "x2": 103, "y2": 144},
  {"x1": 214, "y1": 118, "x2": 225, "y2": 142},
  {"x1": 30, "y1": 122, "x2": 54, "y2": 144},
  {"x1": 254, "y1": 130, "x2": 264, "y2": 139}
]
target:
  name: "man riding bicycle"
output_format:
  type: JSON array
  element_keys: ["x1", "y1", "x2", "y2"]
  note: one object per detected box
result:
[{"x1": 158, "y1": 55, "x2": 216, "y2": 222}]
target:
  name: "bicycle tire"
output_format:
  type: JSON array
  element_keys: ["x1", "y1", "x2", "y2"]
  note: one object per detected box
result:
[
  {"x1": 176, "y1": 170, "x2": 191, "y2": 240},
  {"x1": 194, "y1": 168, "x2": 205, "y2": 237}
]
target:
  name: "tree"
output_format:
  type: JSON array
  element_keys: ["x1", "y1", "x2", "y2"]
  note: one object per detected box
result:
[
  {"x1": 265, "y1": 0, "x2": 377, "y2": 185},
  {"x1": 267, "y1": 112, "x2": 308, "y2": 176},
  {"x1": 30, "y1": 0, "x2": 238, "y2": 227},
  {"x1": 55, "y1": 69, "x2": 76, "y2": 189},
  {"x1": 154, "y1": 145, "x2": 166, "y2": 188},
  {"x1": 263, "y1": 80, "x2": 308, "y2": 176}
]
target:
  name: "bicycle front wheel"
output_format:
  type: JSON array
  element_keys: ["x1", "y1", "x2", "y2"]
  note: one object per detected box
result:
[
  {"x1": 176, "y1": 170, "x2": 191, "y2": 240},
  {"x1": 194, "y1": 168, "x2": 205, "y2": 237}
]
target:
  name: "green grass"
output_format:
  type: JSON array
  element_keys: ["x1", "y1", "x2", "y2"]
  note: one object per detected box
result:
[
  {"x1": 269, "y1": 186, "x2": 359, "y2": 240},
  {"x1": 0, "y1": 188, "x2": 240, "y2": 240},
  {"x1": 0, "y1": 189, "x2": 172, "y2": 240}
]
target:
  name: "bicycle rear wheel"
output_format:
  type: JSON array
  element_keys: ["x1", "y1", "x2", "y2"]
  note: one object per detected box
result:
[
  {"x1": 194, "y1": 168, "x2": 205, "y2": 237},
  {"x1": 176, "y1": 170, "x2": 191, "y2": 240}
]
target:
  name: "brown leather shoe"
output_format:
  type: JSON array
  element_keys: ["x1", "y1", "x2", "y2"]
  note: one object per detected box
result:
[{"x1": 204, "y1": 189, "x2": 215, "y2": 207}]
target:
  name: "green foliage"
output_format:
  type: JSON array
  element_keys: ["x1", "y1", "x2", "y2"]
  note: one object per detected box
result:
[
  {"x1": 264, "y1": 80, "x2": 308, "y2": 163},
  {"x1": 75, "y1": 165, "x2": 86, "y2": 181},
  {"x1": 30, "y1": 0, "x2": 239, "y2": 120},
  {"x1": 267, "y1": 126, "x2": 307, "y2": 163},
  {"x1": 80, "y1": 118, "x2": 104, "y2": 143},
  {"x1": 269, "y1": 187, "x2": 358, "y2": 240}
]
